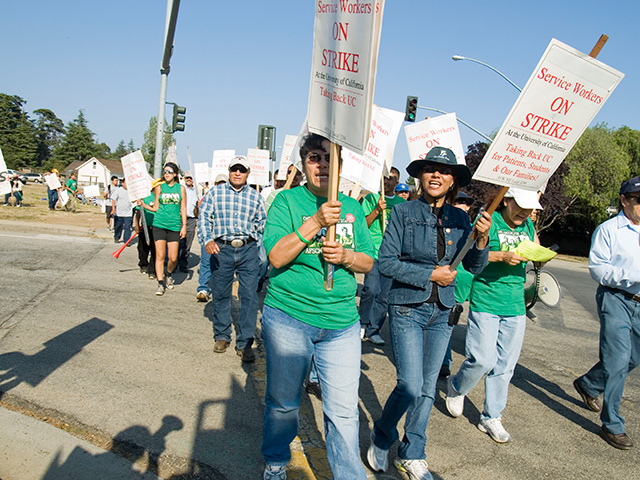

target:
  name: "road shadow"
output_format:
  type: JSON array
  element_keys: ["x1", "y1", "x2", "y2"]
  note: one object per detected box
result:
[
  {"x1": 41, "y1": 415, "x2": 185, "y2": 480},
  {"x1": 0, "y1": 317, "x2": 113, "y2": 400}
]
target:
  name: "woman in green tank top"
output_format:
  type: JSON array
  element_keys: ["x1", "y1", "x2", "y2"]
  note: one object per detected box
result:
[{"x1": 138, "y1": 162, "x2": 186, "y2": 295}]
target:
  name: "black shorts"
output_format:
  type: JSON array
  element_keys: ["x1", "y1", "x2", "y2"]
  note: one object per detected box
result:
[
  {"x1": 153, "y1": 226, "x2": 180, "y2": 243},
  {"x1": 106, "y1": 205, "x2": 113, "y2": 219}
]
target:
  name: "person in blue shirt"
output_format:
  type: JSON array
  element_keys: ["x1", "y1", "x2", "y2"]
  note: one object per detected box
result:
[
  {"x1": 573, "y1": 176, "x2": 640, "y2": 450},
  {"x1": 367, "y1": 147, "x2": 492, "y2": 480}
]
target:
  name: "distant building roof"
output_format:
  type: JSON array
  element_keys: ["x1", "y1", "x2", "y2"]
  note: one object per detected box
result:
[{"x1": 64, "y1": 158, "x2": 125, "y2": 176}]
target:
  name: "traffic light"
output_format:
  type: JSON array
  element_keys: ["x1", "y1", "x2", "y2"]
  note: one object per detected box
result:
[
  {"x1": 172, "y1": 104, "x2": 186, "y2": 132},
  {"x1": 257, "y1": 125, "x2": 276, "y2": 152},
  {"x1": 404, "y1": 96, "x2": 418, "y2": 122}
]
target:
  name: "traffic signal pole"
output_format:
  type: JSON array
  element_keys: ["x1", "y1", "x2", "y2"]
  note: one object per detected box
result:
[{"x1": 153, "y1": 0, "x2": 181, "y2": 179}]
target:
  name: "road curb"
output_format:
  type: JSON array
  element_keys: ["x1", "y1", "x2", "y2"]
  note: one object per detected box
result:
[{"x1": 0, "y1": 219, "x2": 112, "y2": 239}]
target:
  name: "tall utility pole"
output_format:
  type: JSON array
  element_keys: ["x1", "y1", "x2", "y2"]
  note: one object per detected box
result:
[{"x1": 154, "y1": 0, "x2": 181, "y2": 179}]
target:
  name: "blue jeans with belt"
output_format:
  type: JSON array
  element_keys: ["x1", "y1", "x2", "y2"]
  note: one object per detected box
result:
[
  {"x1": 578, "y1": 286, "x2": 640, "y2": 434},
  {"x1": 210, "y1": 241, "x2": 259, "y2": 350},
  {"x1": 261, "y1": 305, "x2": 365, "y2": 479},
  {"x1": 371, "y1": 301, "x2": 452, "y2": 463}
]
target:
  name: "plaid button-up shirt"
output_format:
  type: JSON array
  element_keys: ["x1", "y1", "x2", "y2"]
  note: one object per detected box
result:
[{"x1": 197, "y1": 182, "x2": 266, "y2": 246}]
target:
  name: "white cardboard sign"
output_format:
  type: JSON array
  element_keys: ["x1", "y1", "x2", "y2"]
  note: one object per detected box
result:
[
  {"x1": 247, "y1": 148, "x2": 270, "y2": 186},
  {"x1": 340, "y1": 105, "x2": 394, "y2": 193},
  {"x1": 121, "y1": 151, "x2": 152, "y2": 201},
  {"x1": 473, "y1": 38, "x2": 624, "y2": 190},
  {"x1": 405, "y1": 113, "x2": 466, "y2": 165},
  {"x1": 194, "y1": 162, "x2": 210, "y2": 187},
  {"x1": 0, "y1": 147, "x2": 11, "y2": 196},
  {"x1": 211, "y1": 149, "x2": 235, "y2": 181},
  {"x1": 307, "y1": 0, "x2": 385, "y2": 154},
  {"x1": 44, "y1": 173, "x2": 62, "y2": 190},
  {"x1": 379, "y1": 107, "x2": 406, "y2": 175},
  {"x1": 276, "y1": 135, "x2": 298, "y2": 180},
  {"x1": 83, "y1": 184, "x2": 101, "y2": 198}
]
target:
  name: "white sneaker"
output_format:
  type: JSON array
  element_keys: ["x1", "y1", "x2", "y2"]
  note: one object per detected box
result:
[
  {"x1": 367, "y1": 434, "x2": 388, "y2": 472},
  {"x1": 263, "y1": 464, "x2": 286, "y2": 480},
  {"x1": 446, "y1": 376, "x2": 465, "y2": 417},
  {"x1": 165, "y1": 275, "x2": 175, "y2": 289},
  {"x1": 394, "y1": 458, "x2": 431, "y2": 480},
  {"x1": 155, "y1": 284, "x2": 166, "y2": 296},
  {"x1": 478, "y1": 417, "x2": 511, "y2": 443},
  {"x1": 196, "y1": 291, "x2": 210, "y2": 302}
]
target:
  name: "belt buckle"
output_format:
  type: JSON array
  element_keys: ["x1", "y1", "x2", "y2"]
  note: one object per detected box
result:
[{"x1": 230, "y1": 239, "x2": 244, "y2": 248}]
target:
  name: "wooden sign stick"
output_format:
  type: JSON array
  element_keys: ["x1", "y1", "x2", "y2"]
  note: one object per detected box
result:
[
  {"x1": 283, "y1": 166, "x2": 298, "y2": 190},
  {"x1": 380, "y1": 175, "x2": 387, "y2": 232},
  {"x1": 324, "y1": 142, "x2": 342, "y2": 291}
]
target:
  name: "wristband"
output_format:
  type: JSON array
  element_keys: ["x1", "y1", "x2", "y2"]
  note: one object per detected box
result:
[
  {"x1": 345, "y1": 251, "x2": 356, "y2": 269},
  {"x1": 295, "y1": 228, "x2": 311, "y2": 245}
]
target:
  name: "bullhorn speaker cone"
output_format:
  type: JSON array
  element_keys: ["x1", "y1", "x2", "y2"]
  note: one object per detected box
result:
[{"x1": 537, "y1": 271, "x2": 562, "y2": 307}]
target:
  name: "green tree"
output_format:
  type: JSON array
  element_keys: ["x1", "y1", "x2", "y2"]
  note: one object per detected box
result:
[
  {"x1": 563, "y1": 123, "x2": 631, "y2": 225},
  {"x1": 142, "y1": 116, "x2": 174, "y2": 164},
  {"x1": 50, "y1": 110, "x2": 99, "y2": 170},
  {"x1": 0, "y1": 93, "x2": 37, "y2": 169},
  {"x1": 113, "y1": 140, "x2": 130, "y2": 160},
  {"x1": 33, "y1": 108, "x2": 65, "y2": 168},
  {"x1": 613, "y1": 125, "x2": 640, "y2": 176}
]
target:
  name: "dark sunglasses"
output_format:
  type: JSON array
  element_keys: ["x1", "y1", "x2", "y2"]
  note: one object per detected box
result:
[
  {"x1": 163, "y1": 169, "x2": 175, "y2": 175},
  {"x1": 306, "y1": 153, "x2": 331, "y2": 164},
  {"x1": 422, "y1": 164, "x2": 455, "y2": 176},
  {"x1": 229, "y1": 165, "x2": 248, "y2": 173}
]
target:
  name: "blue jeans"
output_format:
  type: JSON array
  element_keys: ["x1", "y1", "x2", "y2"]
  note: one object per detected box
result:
[
  {"x1": 210, "y1": 242, "x2": 259, "y2": 349},
  {"x1": 359, "y1": 260, "x2": 392, "y2": 338},
  {"x1": 578, "y1": 287, "x2": 640, "y2": 434},
  {"x1": 372, "y1": 302, "x2": 452, "y2": 462},
  {"x1": 261, "y1": 305, "x2": 365, "y2": 479},
  {"x1": 114, "y1": 216, "x2": 133, "y2": 243},
  {"x1": 197, "y1": 243, "x2": 212, "y2": 294},
  {"x1": 451, "y1": 311, "x2": 526, "y2": 421}
]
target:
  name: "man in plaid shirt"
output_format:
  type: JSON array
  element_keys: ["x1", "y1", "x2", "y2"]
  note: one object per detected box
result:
[{"x1": 198, "y1": 155, "x2": 266, "y2": 363}]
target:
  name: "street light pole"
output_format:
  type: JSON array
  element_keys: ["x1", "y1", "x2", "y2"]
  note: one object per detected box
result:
[
  {"x1": 452, "y1": 55, "x2": 522, "y2": 92},
  {"x1": 153, "y1": 0, "x2": 181, "y2": 179},
  {"x1": 418, "y1": 105, "x2": 493, "y2": 143}
]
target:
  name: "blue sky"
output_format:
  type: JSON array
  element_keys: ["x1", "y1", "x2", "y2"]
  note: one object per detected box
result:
[{"x1": 2, "y1": 1, "x2": 638, "y2": 182}]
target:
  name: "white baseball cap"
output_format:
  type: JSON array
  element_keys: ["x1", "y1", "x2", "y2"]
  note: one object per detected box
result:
[{"x1": 504, "y1": 187, "x2": 543, "y2": 210}]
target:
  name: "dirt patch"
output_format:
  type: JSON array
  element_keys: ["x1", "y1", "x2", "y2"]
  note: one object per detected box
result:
[{"x1": 1, "y1": 184, "x2": 109, "y2": 230}]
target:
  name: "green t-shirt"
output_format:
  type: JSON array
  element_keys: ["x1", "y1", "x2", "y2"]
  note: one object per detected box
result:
[
  {"x1": 134, "y1": 194, "x2": 155, "y2": 226},
  {"x1": 153, "y1": 182, "x2": 182, "y2": 231},
  {"x1": 469, "y1": 209, "x2": 536, "y2": 316},
  {"x1": 66, "y1": 178, "x2": 77, "y2": 192},
  {"x1": 264, "y1": 186, "x2": 376, "y2": 329},
  {"x1": 454, "y1": 264, "x2": 474, "y2": 303},
  {"x1": 361, "y1": 193, "x2": 406, "y2": 257}
]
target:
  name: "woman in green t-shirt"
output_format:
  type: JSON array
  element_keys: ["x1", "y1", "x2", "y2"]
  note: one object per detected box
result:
[
  {"x1": 138, "y1": 162, "x2": 186, "y2": 296},
  {"x1": 446, "y1": 187, "x2": 542, "y2": 444},
  {"x1": 260, "y1": 133, "x2": 375, "y2": 480}
]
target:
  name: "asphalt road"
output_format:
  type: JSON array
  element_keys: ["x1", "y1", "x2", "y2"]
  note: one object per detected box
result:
[{"x1": 0, "y1": 226, "x2": 638, "y2": 480}]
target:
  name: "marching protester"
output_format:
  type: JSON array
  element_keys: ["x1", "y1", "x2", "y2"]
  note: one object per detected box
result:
[
  {"x1": 177, "y1": 171, "x2": 198, "y2": 273},
  {"x1": 105, "y1": 175, "x2": 119, "y2": 230},
  {"x1": 196, "y1": 174, "x2": 227, "y2": 302},
  {"x1": 111, "y1": 178, "x2": 133, "y2": 244},
  {"x1": 64, "y1": 172, "x2": 78, "y2": 212},
  {"x1": 261, "y1": 133, "x2": 375, "y2": 480},
  {"x1": 46, "y1": 169, "x2": 60, "y2": 210},
  {"x1": 394, "y1": 182, "x2": 411, "y2": 201},
  {"x1": 573, "y1": 176, "x2": 640, "y2": 450},
  {"x1": 135, "y1": 185, "x2": 157, "y2": 279},
  {"x1": 367, "y1": 147, "x2": 491, "y2": 480},
  {"x1": 359, "y1": 166, "x2": 406, "y2": 346},
  {"x1": 138, "y1": 162, "x2": 186, "y2": 296},
  {"x1": 197, "y1": 156, "x2": 266, "y2": 362},
  {"x1": 445, "y1": 187, "x2": 543, "y2": 444}
]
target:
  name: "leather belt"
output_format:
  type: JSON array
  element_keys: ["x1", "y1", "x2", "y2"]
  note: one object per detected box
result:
[
  {"x1": 218, "y1": 238, "x2": 255, "y2": 248},
  {"x1": 606, "y1": 286, "x2": 640, "y2": 303}
]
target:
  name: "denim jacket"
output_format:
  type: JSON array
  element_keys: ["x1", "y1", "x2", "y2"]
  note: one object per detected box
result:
[{"x1": 378, "y1": 197, "x2": 489, "y2": 308}]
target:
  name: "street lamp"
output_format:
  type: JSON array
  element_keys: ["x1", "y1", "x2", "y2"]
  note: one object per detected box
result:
[
  {"x1": 452, "y1": 55, "x2": 522, "y2": 92},
  {"x1": 418, "y1": 105, "x2": 493, "y2": 143}
]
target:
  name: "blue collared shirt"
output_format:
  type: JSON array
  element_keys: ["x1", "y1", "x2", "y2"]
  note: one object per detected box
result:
[
  {"x1": 185, "y1": 185, "x2": 198, "y2": 218},
  {"x1": 197, "y1": 182, "x2": 266, "y2": 245},
  {"x1": 589, "y1": 211, "x2": 640, "y2": 295}
]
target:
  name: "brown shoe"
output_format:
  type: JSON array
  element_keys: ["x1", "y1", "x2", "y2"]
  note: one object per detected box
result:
[
  {"x1": 600, "y1": 426, "x2": 633, "y2": 450},
  {"x1": 213, "y1": 340, "x2": 230, "y2": 353},
  {"x1": 236, "y1": 346, "x2": 256, "y2": 363},
  {"x1": 573, "y1": 378, "x2": 602, "y2": 413}
]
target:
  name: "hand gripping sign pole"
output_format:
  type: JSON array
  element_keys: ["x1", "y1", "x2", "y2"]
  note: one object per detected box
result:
[
  {"x1": 449, "y1": 34, "x2": 611, "y2": 272},
  {"x1": 323, "y1": 142, "x2": 342, "y2": 291}
]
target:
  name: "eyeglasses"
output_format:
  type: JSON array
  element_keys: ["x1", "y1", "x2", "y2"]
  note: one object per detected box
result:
[
  {"x1": 229, "y1": 165, "x2": 248, "y2": 173},
  {"x1": 163, "y1": 169, "x2": 175, "y2": 175},
  {"x1": 422, "y1": 164, "x2": 455, "y2": 176},
  {"x1": 306, "y1": 153, "x2": 331, "y2": 164}
]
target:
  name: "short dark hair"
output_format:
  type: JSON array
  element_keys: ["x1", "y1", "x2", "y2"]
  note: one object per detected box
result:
[
  {"x1": 299, "y1": 133, "x2": 327, "y2": 160},
  {"x1": 390, "y1": 166, "x2": 400, "y2": 177}
]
